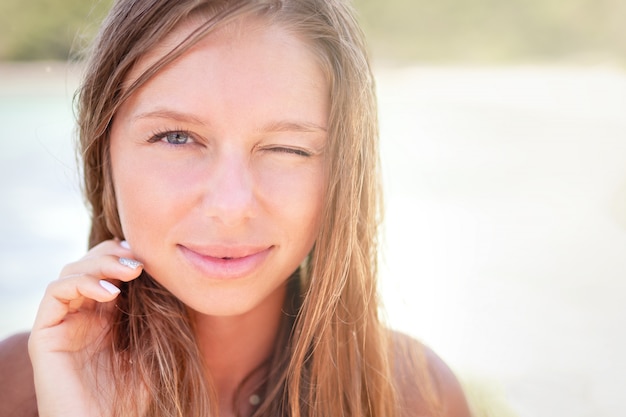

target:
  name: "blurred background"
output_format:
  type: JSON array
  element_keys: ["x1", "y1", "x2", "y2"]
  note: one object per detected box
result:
[{"x1": 1, "y1": 1, "x2": 625, "y2": 416}]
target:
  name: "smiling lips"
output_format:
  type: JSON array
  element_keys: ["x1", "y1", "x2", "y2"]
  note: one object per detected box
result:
[{"x1": 177, "y1": 244, "x2": 273, "y2": 279}]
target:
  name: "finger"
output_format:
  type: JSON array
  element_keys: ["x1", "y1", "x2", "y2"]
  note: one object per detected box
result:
[
  {"x1": 33, "y1": 240, "x2": 143, "y2": 331},
  {"x1": 60, "y1": 253, "x2": 143, "y2": 283},
  {"x1": 82, "y1": 238, "x2": 136, "y2": 261},
  {"x1": 32, "y1": 274, "x2": 122, "y2": 332}
]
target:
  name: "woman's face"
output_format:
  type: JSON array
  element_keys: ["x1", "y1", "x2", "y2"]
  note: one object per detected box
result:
[{"x1": 109, "y1": 20, "x2": 328, "y2": 317}]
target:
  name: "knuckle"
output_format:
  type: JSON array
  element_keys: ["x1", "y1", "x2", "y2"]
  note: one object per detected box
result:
[
  {"x1": 58, "y1": 260, "x2": 81, "y2": 277},
  {"x1": 44, "y1": 280, "x2": 57, "y2": 295}
]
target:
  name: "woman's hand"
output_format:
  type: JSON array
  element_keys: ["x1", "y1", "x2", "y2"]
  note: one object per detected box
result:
[{"x1": 28, "y1": 239, "x2": 143, "y2": 417}]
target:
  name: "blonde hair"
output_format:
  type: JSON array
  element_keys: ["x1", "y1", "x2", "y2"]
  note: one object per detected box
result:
[{"x1": 77, "y1": 0, "x2": 427, "y2": 416}]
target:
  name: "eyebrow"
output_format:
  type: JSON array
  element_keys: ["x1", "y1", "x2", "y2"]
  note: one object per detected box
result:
[
  {"x1": 131, "y1": 109, "x2": 206, "y2": 126},
  {"x1": 131, "y1": 109, "x2": 327, "y2": 133},
  {"x1": 258, "y1": 120, "x2": 327, "y2": 134}
]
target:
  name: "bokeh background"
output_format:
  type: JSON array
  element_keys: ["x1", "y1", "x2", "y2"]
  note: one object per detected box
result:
[{"x1": 1, "y1": 1, "x2": 625, "y2": 416}]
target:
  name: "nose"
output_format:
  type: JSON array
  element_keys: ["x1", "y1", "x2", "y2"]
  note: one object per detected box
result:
[{"x1": 201, "y1": 149, "x2": 256, "y2": 226}]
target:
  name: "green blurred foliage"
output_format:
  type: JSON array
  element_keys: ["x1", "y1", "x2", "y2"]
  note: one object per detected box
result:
[
  {"x1": 354, "y1": 0, "x2": 625, "y2": 63},
  {"x1": 0, "y1": 0, "x2": 624, "y2": 63},
  {"x1": 0, "y1": 0, "x2": 112, "y2": 60}
]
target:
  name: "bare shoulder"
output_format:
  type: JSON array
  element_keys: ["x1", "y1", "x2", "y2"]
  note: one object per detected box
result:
[
  {"x1": 390, "y1": 331, "x2": 472, "y2": 417},
  {"x1": 0, "y1": 332, "x2": 38, "y2": 417}
]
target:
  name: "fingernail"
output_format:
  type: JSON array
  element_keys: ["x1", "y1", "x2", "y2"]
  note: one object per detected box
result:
[
  {"x1": 120, "y1": 240, "x2": 131, "y2": 249},
  {"x1": 119, "y1": 257, "x2": 142, "y2": 270},
  {"x1": 99, "y1": 280, "x2": 120, "y2": 295}
]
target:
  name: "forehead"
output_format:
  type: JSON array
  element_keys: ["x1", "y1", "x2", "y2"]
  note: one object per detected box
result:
[
  {"x1": 116, "y1": 15, "x2": 330, "y2": 132},
  {"x1": 123, "y1": 15, "x2": 327, "y2": 93}
]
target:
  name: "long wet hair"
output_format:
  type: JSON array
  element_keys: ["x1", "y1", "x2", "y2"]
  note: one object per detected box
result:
[{"x1": 77, "y1": 0, "x2": 434, "y2": 416}]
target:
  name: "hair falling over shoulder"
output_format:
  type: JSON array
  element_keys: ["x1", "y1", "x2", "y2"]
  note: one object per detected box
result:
[{"x1": 77, "y1": 0, "x2": 441, "y2": 416}]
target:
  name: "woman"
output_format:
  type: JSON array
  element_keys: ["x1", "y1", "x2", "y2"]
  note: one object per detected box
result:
[{"x1": 0, "y1": 0, "x2": 471, "y2": 416}]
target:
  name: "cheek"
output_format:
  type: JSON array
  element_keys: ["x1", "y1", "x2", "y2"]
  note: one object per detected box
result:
[
  {"x1": 110, "y1": 148, "x2": 196, "y2": 242},
  {"x1": 112, "y1": 160, "x2": 149, "y2": 241},
  {"x1": 261, "y1": 170, "x2": 326, "y2": 255},
  {"x1": 257, "y1": 162, "x2": 326, "y2": 223}
]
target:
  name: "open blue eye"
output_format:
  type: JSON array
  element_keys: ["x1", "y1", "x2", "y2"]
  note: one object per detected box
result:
[
  {"x1": 148, "y1": 130, "x2": 193, "y2": 146},
  {"x1": 163, "y1": 131, "x2": 189, "y2": 145}
]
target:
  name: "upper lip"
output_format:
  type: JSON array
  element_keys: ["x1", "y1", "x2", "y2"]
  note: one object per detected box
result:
[{"x1": 178, "y1": 244, "x2": 272, "y2": 259}]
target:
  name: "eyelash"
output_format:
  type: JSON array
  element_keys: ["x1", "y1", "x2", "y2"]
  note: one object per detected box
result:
[
  {"x1": 147, "y1": 129, "x2": 194, "y2": 146},
  {"x1": 266, "y1": 147, "x2": 312, "y2": 157}
]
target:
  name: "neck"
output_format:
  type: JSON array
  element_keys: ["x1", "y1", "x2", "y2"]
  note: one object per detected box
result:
[{"x1": 191, "y1": 284, "x2": 287, "y2": 415}]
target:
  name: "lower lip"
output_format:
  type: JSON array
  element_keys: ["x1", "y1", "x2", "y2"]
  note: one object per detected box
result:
[{"x1": 178, "y1": 245, "x2": 272, "y2": 280}]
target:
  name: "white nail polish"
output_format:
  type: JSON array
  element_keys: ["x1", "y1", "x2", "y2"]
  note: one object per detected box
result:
[
  {"x1": 119, "y1": 257, "x2": 142, "y2": 270},
  {"x1": 99, "y1": 280, "x2": 120, "y2": 295},
  {"x1": 120, "y1": 240, "x2": 131, "y2": 249}
]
